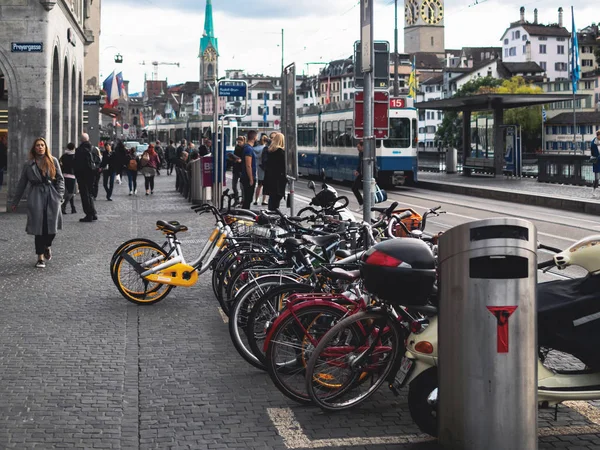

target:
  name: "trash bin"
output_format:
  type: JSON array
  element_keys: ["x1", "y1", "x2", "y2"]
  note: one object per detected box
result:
[
  {"x1": 445, "y1": 148, "x2": 457, "y2": 174},
  {"x1": 190, "y1": 159, "x2": 203, "y2": 204},
  {"x1": 437, "y1": 217, "x2": 538, "y2": 450}
]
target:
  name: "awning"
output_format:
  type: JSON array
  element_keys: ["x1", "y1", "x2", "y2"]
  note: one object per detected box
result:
[{"x1": 415, "y1": 93, "x2": 589, "y2": 111}]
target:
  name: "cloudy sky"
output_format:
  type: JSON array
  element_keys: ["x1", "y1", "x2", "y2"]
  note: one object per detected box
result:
[{"x1": 100, "y1": 0, "x2": 595, "y2": 94}]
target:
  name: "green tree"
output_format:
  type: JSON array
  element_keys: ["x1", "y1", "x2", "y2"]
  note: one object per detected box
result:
[
  {"x1": 435, "y1": 76, "x2": 502, "y2": 148},
  {"x1": 497, "y1": 77, "x2": 543, "y2": 154}
]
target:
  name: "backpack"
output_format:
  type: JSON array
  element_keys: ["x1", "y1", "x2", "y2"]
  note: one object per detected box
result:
[
  {"x1": 128, "y1": 158, "x2": 138, "y2": 171},
  {"x1": 140, "y1": 152, "x2": 150, "y2": 167},
  {"x1": 90, "y1": 147, "x2": 101, "y2": 171}
]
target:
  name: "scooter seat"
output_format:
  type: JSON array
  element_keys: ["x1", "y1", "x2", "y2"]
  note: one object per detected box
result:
[{"x1": 302, "y1": 234, "x2": 339, "y2": 248}]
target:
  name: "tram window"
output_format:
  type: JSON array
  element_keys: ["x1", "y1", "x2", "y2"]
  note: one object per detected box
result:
[
  {"x1": 321, "y1": 122, "x2": 327, "y2": 147},
  {"x1": 412, "y1": 119, "x2": 418, "y2": 148},
  {"x1": 383, "y1": 118, "x2": 411, "y2": 148},
  {"x1": 325, "y1": 121, "x2": 333, "y2": 147},
  {"x1": 345, "y1": 119, "x2": 353, "y2": 147},
  {"x1": 332, "y1": 120, "x2": 339, "y2": 147}
]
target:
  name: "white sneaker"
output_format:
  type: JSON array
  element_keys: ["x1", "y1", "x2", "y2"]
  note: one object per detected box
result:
[
  {"x1": 129, "y1": 191, "x2": 133, "y2": 196},
  {"x1": 134, "y1": 189, "x2": 137, "y2": 195}
]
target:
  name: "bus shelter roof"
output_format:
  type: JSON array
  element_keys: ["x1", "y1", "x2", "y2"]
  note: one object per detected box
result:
[{"x1": 414, "y1": 93, "x2": 589, "y2": 112}]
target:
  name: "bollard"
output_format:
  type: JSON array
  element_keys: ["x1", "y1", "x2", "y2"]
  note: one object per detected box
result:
[
  {"x1": 445, "y1": 148, "x2": 457, "y2": 174},
  {"x1": 437, "y1": 218, "x2": 538, "y2": 450}
]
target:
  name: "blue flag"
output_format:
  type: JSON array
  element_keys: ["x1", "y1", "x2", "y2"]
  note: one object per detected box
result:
[
  {"x1": 542, "y1": 107, "x2": 547, "y2": 123},
  {"x1": 571, "y1": 6, "x2": 580, "y2": 93},
  {"x1": 263, "y1": 92, "x2": 267, "y2": 123}
]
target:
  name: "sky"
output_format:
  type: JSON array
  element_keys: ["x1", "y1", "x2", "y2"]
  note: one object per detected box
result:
[{"x1": 100, "y1": 0, "x2": 596, "y2": 94}]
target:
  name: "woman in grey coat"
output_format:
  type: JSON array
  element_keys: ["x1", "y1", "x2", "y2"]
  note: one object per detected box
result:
[{"x1": 11, "y1": 137, "x2": 65, "y2": 268}]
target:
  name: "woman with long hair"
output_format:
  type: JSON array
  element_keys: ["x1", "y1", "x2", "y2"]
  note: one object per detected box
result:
[
  {"x1": 140, "y1": 143, "x2": 160, "y2": 195},
  {"x1": 11, "y1": 137, "x2": 65, "y2": 268},
  {"x1": 125, "y1": 147, "x2": 139, "y2": 195},
  {"x1": 263, "y1": 132, "x2": 287, "y2": 211}
]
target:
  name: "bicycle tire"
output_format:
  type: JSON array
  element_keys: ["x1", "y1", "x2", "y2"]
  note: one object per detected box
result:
[
  {"x1": 228, "y1": 274, "x2": 301, "y2": 370},
  {"x1": 110, "y1": 238, "x2": 162, "y2": 284},
  {"x1": 305, "y1": 310, "x2": 404, "y2": 411},
  {"x1": 114, "y1": 242, "x2": 174, "y2": 305},
  {"x1": 265, "y1": 303, "x2": 350, "y2": 404},
  {"x1": 246, "y1": 283, "x2": 315, "y2": 364},
  {"x1": 224, "y1": 256, "x2": 281, "y2": 313}
]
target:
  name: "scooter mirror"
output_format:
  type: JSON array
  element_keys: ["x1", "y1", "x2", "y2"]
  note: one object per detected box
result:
[
  {"x1": 321, "y1": 168, "x2": 326, "y2": 181},
  {"x1": 307, "y1": 181, "x2": 316, "y2": 190}
]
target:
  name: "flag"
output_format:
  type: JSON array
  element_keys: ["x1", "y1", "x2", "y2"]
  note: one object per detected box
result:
[
  {"x1": 102, "y1": 70, "x2": 119, "y2": 107},
  {"x1": 571, "y1": 6, "x2": 580, "y2": 94},
  {"x1": 263, "y1": 91, "x2": 267, "y2": 122},
  {"x1": 139, "y1": 111, "x2": 145, "y2": 128},
  {"x1": 326, "y1": 76, "x2": 331, "y2": 104},
  {"x1": 542, "y1": 107, "x2": 547, "y2": 123},
  {"x1": 408, "y1": 56, "x2": 418, "y2": 98},
  {"x1": 115, "y1": 72, "x2": 127, "y2": 100},
  {"x1": 311, "y1": 81, "x2": 317, "y2": 106}
]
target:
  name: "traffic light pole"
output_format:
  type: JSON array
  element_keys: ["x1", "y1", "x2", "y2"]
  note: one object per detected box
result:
[{"x1": 361, "y1": 0, "x2": 374, "y2": 223}]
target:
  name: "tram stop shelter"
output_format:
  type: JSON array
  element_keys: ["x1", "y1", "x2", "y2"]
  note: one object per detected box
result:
[{"x1": 415, "y1": 93, "x2": 588, "y2": 175}]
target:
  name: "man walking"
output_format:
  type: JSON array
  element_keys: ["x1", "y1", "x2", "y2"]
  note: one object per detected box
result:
[
  {"x1": 351, "y1": 140, "x2": 364, "y2": 211},
  {"x1": 240, "y1": 130, "x2": 257, "y2": 209},
  {"x1": 74, "y1": 133, "x2": 99, "y2": 222},
  {"x1": 166, "y1": 140, "x2": 177, "y2": 175}
]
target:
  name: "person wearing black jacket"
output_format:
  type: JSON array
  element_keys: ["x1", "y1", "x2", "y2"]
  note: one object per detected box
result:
[
  {"x1": 101, "y1": 143, "x2": 119, "y2": 201},
  {"x1": 351, "y1": 140, "x2": 364, "y2": 209},
  {"x1": 263, "y1": 132, "x2": 288, "y2": 211},
  {"x1": 228, "y1": 136, "x2": 246, "y2": 205},
  {"x1": 166, "y1": 140, "x2": 177, "y2": 175},
  {"x1": 59, "y1": 142, "x2": 77, "y2": 214},
  {"x1": 73, "y1": 133, "x2": 99, "y2": 222}
]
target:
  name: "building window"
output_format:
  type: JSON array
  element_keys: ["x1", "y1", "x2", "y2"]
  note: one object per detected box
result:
[
  {"x1": 437, "y1": 111, "x2": 443, "y2": 120},
  {"x1": 258, "y1": 106, "x2": 269, "y2": 115},
  {"x1": 555, "y1": 62, "x2": 568, "y2": 71},
  {"x1": 540, "y1": 61, "x2": 546, "y2": 70},
  {"x1": 258, "y1": 122, "x2": 270, "y2": 128},
  {"x1": 557, "y1": 37, "x2": 565, "y2": 42},
  {"x1": 582, "y1": 59, "x2": 594, "y2": 67},
  {"x1": 584, "y1": 81, "x2": 593, "y2": 90},
  {"x1": 523, "y1": 45, "x2": 526, "y2": 54},
  {"x1": 539, "y1": 36, "x2": 547, "y2": 41},
  {"x1": 509, "y1": 47, "x2": 516, "y2": 56},
  {"x1": 539, "y1": 44, "x2": 547, "y2": 54},
  {"x1": 557, "y1": 45, "x2": 565, "y2": 54},
  {"x1": 504, "y1": 38, "x2": 509, "y2": 45},
  {"x1": 515, "y1": 31, "x2": 520, "y2": 39},
  {"x1": 522, "y1": 34, "x2": 528, "y2": 41},
  {"x1": 273, "y1": 106, "x2": 281, "y2": 115},
  {"x1": 504, "y1": 48, "x2": 508, "y2": 57}
]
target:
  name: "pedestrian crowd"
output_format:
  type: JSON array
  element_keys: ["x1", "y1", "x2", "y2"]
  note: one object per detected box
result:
[{"x1": 9, "y1": 131, "x2": 288, "y2": 269}]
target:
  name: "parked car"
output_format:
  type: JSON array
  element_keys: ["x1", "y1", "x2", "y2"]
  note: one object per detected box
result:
[{"x1": 136, "y1": 144, "x2": 149, "y2": 156}]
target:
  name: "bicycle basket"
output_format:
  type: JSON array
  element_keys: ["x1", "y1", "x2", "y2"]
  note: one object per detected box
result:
[
  {"x1": 392, "y1": 208, "x2": 422, "y2": 237},
  {"x1": 230, "y1": 219, "x2": 255, "y2": 236}
]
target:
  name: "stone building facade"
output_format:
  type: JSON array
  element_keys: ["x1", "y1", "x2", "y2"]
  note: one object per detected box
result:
[{"x1": 0, "y1": 0, "x2": 96, "y2": 206}]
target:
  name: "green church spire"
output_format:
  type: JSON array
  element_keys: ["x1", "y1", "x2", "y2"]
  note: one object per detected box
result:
[{"x1": 200, "y1": 0, "x2": 218, "y2": 55}]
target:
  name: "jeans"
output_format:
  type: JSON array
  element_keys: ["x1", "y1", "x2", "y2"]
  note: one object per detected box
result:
[
  {"x1": 35, "y1": 209, "x2": 55, "y2": 255},
  {"x1": 232, "y1": 170, "x2": 241, "y2": 202},
  {"x1": 127, "y1": 170, "x2": 138, "y2": 192},
  {"x1": 77, "y1": 176, "x2": 97, "y2": 217},
  {"x1": 144, "y1": 175, "x2": 155, "y2": 192},
  {"x1": 241, "y1": 181, "x2": 255, "y2": 209},
  {"x1": 103, "y1": 170, "x2": 115, "y2": 199},
  {"x1": 352, "y1": 175, "x2": 363, "y2": 206}
]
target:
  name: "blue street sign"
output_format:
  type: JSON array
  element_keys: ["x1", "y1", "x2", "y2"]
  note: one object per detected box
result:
[
  {"x1": 11, "y1": 42, "x2": 43, "y2": 53},
  {"x1": 218, "y1": 84, "x2": 247, "y2": 97}
]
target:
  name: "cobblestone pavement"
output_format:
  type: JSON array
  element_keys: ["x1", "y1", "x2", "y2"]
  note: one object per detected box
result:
[
  {"x1": 2, "y1": 173, "x2": 600, "y2": 449},
  {"x1": 418, "y1": 171, "x2": 597, "y2": 201}
]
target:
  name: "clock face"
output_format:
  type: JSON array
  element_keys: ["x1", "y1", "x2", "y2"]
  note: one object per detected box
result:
[
  {"x1": 405, "y1": 0, "x2": 418, "y2": 25},
  {"x1": 204, "y1": 47, "x2": 216, "y2": 62},
  {"x1": 420, "y1": 0, "x2": 443, "y2": 24}
]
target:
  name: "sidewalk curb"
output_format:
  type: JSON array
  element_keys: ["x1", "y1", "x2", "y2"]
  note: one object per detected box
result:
[{"x1": 418, "y1": 180, "x2": 600, "y2": 215}]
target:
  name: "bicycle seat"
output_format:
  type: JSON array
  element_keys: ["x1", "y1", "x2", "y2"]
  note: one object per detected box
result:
[
  {"x1": 156, "y1": 220, "x2": 188, "y2": 234},
  {"x1": 371, "y1": 206, "x2": 389, "y2": 213},
  {"x1": 302, "y1": 234, "x2": 339, "y2": 248},
  {"x1": 283, "y1": 238, "x2": 305, "y2": 248},
  {"x1": 328, "y1": 267, "x2": 361, "y2": 281},
  {"x1": 288, "y1": 216, "x2": 305, "y2": 222},
  {"x1": 335, "y1": 249, "x2": 352, "y2": 258}
]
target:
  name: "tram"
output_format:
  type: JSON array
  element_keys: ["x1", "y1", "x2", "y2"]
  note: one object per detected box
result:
[
  {"x1": 148, "y1": 117, "x2": 239, "y2": 152},
  {"x1": 297, "y1": 96, "x2": 419, "y2": 185}
]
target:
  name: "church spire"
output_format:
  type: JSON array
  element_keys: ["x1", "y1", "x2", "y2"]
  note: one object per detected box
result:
[{"x1": 200, "y1": 0, "x2": 218, "y2": 55}]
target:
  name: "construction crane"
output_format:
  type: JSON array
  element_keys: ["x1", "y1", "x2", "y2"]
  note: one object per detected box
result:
[{"x1": 140, "y1": 61, "x2": 180, "y2": 80}]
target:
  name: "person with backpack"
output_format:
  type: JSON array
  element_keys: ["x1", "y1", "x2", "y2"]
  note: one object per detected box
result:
[
  {"x1": 73, "y1": 133, "x2": 100, "y2": 222},
  {"x1": 125, "y1": 147, "x2": 139, "y2": 195},
  {"x1": 253, "y1": 135, "x2": 269, "y2": 206},
  {"x1": 140, "y1": 144, "x2": 160, "y2": 195}
]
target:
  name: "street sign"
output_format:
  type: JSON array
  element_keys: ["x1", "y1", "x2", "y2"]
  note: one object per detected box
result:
[
  {"x1": 360, "y1": 0, "x2": 373, "y2": 72},
  {"x1": 218, "y1": 84, "x2": 247, "y2": 97},
  {"x1": 11, "y1": 42, "x2": 43, "y2": 53},
  {"x1": 390, "y1": 97, "x2": 407, "y2": 109},
  {"x1": 354, "y1": 41, "x2": 390, "y2": 89},
  {"x1": 354, "y1": 90, "x2": 390, "y2": 139},
  {"x1": 123, "y1": 123, "x2": 129, "y2": 130}
]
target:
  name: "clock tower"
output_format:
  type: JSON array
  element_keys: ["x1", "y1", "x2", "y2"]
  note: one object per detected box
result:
[
  {"x1": 404, "y1": 0, "x2": 445, "y2": 55},
  {"x1": 200, "y1": 0, "x2": 218, "y2": 85}
]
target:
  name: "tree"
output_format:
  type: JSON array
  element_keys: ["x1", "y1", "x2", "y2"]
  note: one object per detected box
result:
[
  {"x1": 497, "y1": 77, "x2": 543, "y2": 154},
  {"x1": 435, "y1": 76, "x2": 502, "y2": 149}
]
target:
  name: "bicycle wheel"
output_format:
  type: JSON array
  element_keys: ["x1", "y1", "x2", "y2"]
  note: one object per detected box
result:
[
  {"x1": 224, "y1": 257, "x2": 280, "y2": 313},
  {"x1": 114, "y1": 242, "x2": 174, "y2": 305},
  {"x1": 305, "y1": 310, "x2": 404, "y2": 411},
  {"x1": 246, "y1": 283, "x2": 315, "y2": 364},
  {"x1": 111, "y1": 238, "x2": 162, "y2": 284},
  {"x1": 265, "y1": 303, "x2": 351, "y2": 404},
  {"x1": 228, "y1": 274, "x2": 301, "y2": 370}
]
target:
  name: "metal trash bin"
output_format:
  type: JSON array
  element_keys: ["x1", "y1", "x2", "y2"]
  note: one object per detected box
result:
[
  {"x1": 438, "y1": 217, "x2": 538, "y2": 450},
  {"x1": 190, "y1": 159, "x2": 203, "y2": 204},
  {"x1": 445, "y1": 148, "x2": 457, "y2": 174}
]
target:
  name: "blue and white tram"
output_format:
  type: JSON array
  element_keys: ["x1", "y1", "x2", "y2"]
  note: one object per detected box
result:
[
  {"x1": 149, "y1": 118, "x2": 238, "y2": 152},
  {"x1": 297, "y1": 97, "x2": 418, "y2": 185}
]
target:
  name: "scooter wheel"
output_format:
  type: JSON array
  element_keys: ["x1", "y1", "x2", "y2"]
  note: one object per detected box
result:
[{"x1": 408, "y1": 367, "x2": 438, "y2": 437}]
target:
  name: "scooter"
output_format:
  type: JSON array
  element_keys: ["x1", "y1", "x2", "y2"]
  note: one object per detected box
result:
[
  {"x1": 396, "y1": 235, "x2": 600, "y2": 437},
  {"x1": 304, "y1": 176, "x2": 356, "y2": 222}
]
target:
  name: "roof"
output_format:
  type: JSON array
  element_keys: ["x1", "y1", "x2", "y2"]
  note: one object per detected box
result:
[
  {"x1": 415, "y1": 93, "x2": 589, "y2": 111},
  {"x1": 501, "y1": 22, "x2": 570, "y2": 39},
  {"x1": 501, "y1": 61, "x2": 544, "y2": 74},
  {"x1": 413, "y1": 52, "x2": 443, "y2": 70},
  {"x1": 421, "y1": 74, "x2": 444, "y2": 85},
  {"x1": 460, "y1": 47, "x2": 502, "y2": 65},
  {"x1": 545, "y1": 111, "x2": 600, "y2": 125},
  {"x1": 200, "y1": 0, "x2": 218, "y2": 55},
  {"x1": 250, "y1": 81, "x2": 276, "y2": 90}
]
